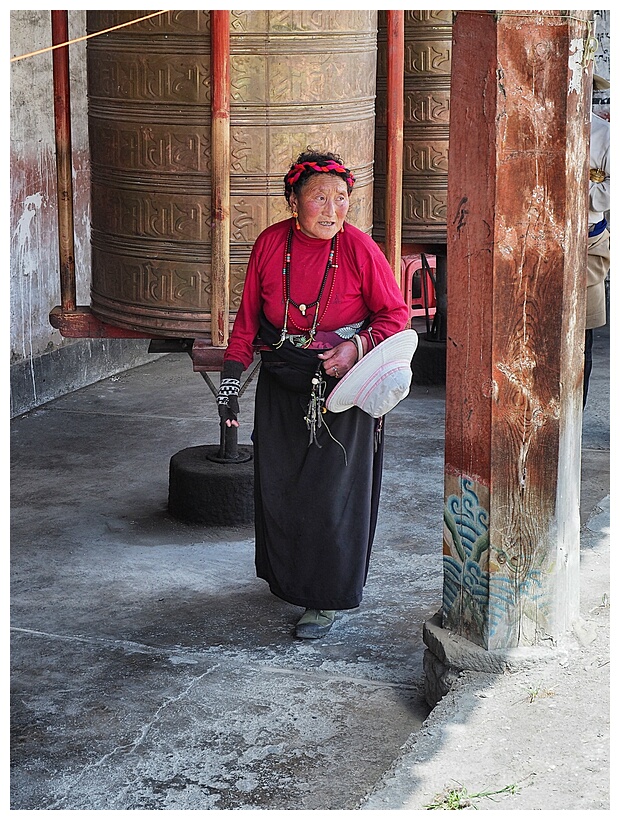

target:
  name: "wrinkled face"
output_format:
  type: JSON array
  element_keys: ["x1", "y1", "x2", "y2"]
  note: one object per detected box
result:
[{"x1": 289, "y1": 174, "x2": 350, "y2": 240}]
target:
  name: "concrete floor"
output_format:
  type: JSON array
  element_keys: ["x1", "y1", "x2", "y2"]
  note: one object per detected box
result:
[{"x1": 10, "y1": 323, "x2": 609, "y2": 810}]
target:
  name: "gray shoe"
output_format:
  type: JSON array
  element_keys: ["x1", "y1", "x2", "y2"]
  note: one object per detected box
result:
[{"x1": 295, "y1": 609, "x2": 336, "y2": 639}]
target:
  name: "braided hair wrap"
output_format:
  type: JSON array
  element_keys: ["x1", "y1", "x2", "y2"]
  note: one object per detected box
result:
[{"x1": 284, "y1": 150, "x2": 355, "y2": 203}]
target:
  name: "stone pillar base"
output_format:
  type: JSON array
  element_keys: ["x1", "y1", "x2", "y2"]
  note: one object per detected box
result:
[{"x1": 422, "y1": 611, "x2": 556, "y2": 708}]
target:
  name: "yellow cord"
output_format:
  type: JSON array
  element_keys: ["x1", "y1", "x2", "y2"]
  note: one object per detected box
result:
[{"x1": 11, "y1": 10, "x2": 171, "y2": 64}]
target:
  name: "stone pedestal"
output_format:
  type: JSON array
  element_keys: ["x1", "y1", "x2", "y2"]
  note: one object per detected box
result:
[
  {"x1": 422, "y1": 611, "x2": 554, "y2": 708},
  {"x1": 168, "y1": 445, "x2": 254, "y2": 527}
]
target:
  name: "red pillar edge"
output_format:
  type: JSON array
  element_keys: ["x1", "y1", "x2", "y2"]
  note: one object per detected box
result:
[
  {"x1": 51, "y1": 10, "x2": 77, "y2": 313},
  {"x1": 210, "y1": 10, "x2": 231, "y2": 348},
  {"x1": 384, "y1": 11, "x2": 404, "y2": 284},
  {"x1": 443, "y1": 9, "x2": 497, "y2": 642}
]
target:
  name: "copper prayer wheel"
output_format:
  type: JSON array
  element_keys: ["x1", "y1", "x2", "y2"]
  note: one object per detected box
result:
[
  {"x1": 86, "y1": 10, "x2": 378, "y2": 338},
  {"x1": 373, "y1": 9, "x2": 452, "y2": 245}
]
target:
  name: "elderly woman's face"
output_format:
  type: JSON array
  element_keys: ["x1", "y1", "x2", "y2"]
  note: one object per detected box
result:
[{"x1": 290, "y1": 174, "x2": 350, "y2": 240}]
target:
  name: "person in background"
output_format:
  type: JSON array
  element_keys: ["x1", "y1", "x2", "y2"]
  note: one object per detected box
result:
[
  {"x1": 584, "y1": 74, "x2": 610, "y2": 407},
  {"x1": 216, "y1": 149, "x2": 409, "y2": 639}
]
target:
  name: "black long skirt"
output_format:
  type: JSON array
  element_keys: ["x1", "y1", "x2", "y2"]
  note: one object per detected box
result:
[{"x1": 253, "y1": 364, "x2": 384, "y2": 610}]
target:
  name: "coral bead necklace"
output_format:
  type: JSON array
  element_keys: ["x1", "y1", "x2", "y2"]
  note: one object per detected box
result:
[{"x1": 275, "y1": 224, "x2": 339, "y2": 348}]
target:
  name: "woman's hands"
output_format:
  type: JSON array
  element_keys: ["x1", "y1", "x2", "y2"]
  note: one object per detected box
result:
[{"x1": 317, "y1": 339, "x2": 360, "y2": 379}]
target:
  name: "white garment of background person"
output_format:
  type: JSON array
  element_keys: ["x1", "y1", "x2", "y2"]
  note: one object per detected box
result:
[{"x1": 584, "y1": 96, "x2": 610, "y2": 406}]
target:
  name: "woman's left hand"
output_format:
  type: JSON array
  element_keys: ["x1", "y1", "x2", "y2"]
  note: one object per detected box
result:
[{"x1": 318, "y1": 340, "x2": 358, "y2": 379}]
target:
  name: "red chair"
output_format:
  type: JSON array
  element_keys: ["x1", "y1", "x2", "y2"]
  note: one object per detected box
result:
[{"x1": 401, "y1": 253, "x2": 437, "y2": 321}]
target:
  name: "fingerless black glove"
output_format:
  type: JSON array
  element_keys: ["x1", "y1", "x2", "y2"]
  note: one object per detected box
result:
[{"x1": 217, "y1": 360, "x2": 244, "y2": 424}]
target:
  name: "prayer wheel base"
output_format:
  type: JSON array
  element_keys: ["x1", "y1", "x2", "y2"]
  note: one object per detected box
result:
[
  {"x1": 411, "y1": 336, "x2": 446, "y2": 386},
  {"x1": 168, "y1": 445, "x2": 254, "y2": 527}
]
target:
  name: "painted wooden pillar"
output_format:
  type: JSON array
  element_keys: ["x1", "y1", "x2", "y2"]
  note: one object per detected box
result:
[
  {"x1": 51, "y1": 10, "x2": 77, "y2": 313},
  {"x1": 443, "y1": 10, "x2": 593, "y2": 649},
  {"x1": 210, "y1": 10, "x2": 231, "y2": 348}
]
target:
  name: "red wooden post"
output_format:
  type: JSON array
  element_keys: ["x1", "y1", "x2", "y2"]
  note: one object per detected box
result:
[
  {"x1": 442, "y1": 10, "x2": 592, "y2": 650},
  {"x1": 385, "y1": 11, "x2": 404, "y2": 284},
  {"x1": 210, "y1": 10, "x2": 231, "y2": 347},
  {"x1": 51, "y1": 10, "x2": 77, "y2": 313}
]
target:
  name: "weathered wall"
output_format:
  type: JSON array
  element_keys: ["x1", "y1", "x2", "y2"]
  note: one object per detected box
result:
[
  {"x1": 593, "y1": 10, "x2": 610, "y2": 119},
  {"x1": 10, "y1": 10, "x2": 155, "y2": 418}
]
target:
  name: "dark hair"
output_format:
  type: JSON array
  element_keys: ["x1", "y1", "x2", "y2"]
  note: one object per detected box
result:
[{"x1": 283, "y1": 149, "x2": 355, "y2": 204}]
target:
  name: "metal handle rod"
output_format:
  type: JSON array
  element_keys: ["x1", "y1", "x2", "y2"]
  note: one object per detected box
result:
[
  {"x1": 421, "y1": 254, "x2": 432, "y2": 335},
  {"x1": 219, "y1": 421, "x2": 239, "y2": 461}
]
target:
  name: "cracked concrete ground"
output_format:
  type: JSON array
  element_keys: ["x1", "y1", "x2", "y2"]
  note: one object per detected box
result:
[{"x1": 10, "y1": 323, "x2": 609, "y2": 811}]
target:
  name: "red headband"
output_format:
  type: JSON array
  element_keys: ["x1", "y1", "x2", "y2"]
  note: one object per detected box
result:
[{"x1": 285, "y1": 160, "x2": 355, "y2": 189}]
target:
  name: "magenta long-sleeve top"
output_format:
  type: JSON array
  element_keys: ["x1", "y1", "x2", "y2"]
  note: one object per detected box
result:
[{"x1": 224, "y1": 218, "x2": 410, "y2": 369}]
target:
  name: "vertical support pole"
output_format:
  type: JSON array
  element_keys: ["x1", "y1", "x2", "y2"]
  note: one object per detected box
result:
[
  {"x1": 51, "y1": 10, "x2": 77, "y2": 312},
  {"x1": 385, "y1": 11, "x2": 404, "y2": 284},
  {"x1": 210, "y1": 10, "x2": 238, "y2": 460},
  {"x1": 210, "y1": 10, "x2": 230, "y2": 347},
  {"x1": 443, "y1": 10, "x2": 592, "y2": 650}
]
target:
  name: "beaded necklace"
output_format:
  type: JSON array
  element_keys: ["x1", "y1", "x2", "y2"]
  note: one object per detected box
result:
[{"x1": 274, "y1": 225, "x2": 339, "y2": 349}]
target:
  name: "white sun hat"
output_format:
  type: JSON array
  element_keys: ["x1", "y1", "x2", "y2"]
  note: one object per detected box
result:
[{"x1": 325, "y1": 329, "x2": 418, "y2": 418}]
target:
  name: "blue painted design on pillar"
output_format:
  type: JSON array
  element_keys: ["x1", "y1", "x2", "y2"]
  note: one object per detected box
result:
[
  {"x1": 443, "y1": 477, "x2": 490, "y2": 638},
  {"x1": 443, "y1": 475, "x2": 547, "y2": 643}
]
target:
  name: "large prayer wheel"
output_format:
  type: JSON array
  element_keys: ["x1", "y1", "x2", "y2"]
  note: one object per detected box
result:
[
  {"x1": 86, "y1": 10, "x2": 377, "y2": 338},
  {"x1": 373, "y1": 9, "x2": 452, "y2": 244}
]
